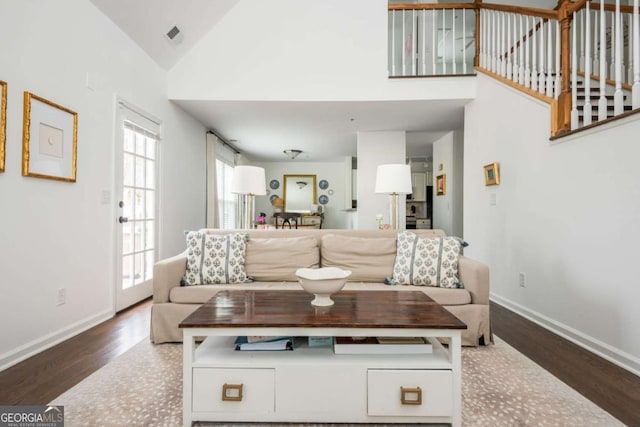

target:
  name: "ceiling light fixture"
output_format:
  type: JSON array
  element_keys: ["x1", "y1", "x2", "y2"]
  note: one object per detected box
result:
[{"x1": 283, "y1": 149, "x2": 302, "y2": 160}]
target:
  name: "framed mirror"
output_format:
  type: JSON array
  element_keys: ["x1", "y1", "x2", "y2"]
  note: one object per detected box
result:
[{"x1": 283, "y1": 174, "x2": 317, "y2": 212}]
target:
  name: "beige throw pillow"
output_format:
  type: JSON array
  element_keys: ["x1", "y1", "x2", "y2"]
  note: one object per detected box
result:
[
  {"x1": 321, "y1": 234, "x2": 396, "y2": 282},
  {"x1": 246, "y1": 236, "x2": 320, "y2": 281}
]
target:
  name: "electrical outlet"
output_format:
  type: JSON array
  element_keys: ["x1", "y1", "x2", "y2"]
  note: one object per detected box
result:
[
  {"x1": 57, "y1": 288, "x2": 66, "y2": 306},
  {"x1": 519, "y1": 273, "x2": 526, "y2": 288}
]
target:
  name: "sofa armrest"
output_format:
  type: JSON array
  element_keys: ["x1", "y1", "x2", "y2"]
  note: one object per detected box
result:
[
  {"x1": 458, "y1": 256, "x2": 490, "y2": 305},
  {"x1": 153, "y1": 251, "x2": 187, "y2": 303}
]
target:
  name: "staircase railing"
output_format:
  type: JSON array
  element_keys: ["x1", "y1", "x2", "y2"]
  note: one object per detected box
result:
[{"x1": 388, "y1": 0, "x2": 640, "y2": 138}]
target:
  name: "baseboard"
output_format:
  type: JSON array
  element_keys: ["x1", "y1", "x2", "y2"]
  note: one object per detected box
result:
[
  {"x1": 491, "y1": 294, "x2": 640, "y2": 377},
  {"x1": 0, "y1": 309, "x2": 114, "y2": 372}
]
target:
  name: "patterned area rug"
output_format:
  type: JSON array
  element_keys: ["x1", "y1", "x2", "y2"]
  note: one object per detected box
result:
[{"x1": 50, "y1": 336, "x2": 622, "y2": 427}]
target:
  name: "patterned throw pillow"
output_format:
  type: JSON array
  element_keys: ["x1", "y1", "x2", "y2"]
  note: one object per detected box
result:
[
  {"x1": 386, "y1": 231, "x2": 465, "y2": 289},
  {"x1": 183, "y1": 231, "x2": 253, "y2": 285}
]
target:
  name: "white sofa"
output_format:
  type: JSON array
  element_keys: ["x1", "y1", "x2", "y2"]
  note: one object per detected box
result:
[{"x1": 151, "y1": 228, "x2": 491, "y2": 346}]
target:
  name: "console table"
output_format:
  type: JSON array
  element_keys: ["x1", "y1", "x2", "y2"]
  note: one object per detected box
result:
[{"x1": 179, "y1": 290, "x2": 466, "y2": 426}]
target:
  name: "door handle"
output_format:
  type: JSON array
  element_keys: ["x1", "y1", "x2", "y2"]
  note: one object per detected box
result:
[{"x1": 119, "y1": 216, "x2": 129, "y2": 224}]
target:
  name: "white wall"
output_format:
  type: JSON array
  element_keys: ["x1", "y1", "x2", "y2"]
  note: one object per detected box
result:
[
  {"x1": 356, "y1": 131, "x2": 407, "y2": 229},
  {"x1": 432, "y1": 130, "x2": 463, "y2": 236},
  {"x1": 0, "y1": 0, "x2": 206, "y2": 370},
  {"x1": 465, "y1": 73, "x2": 640, "y2": 375},
  {"x1": 168, "y1": 0, "x2": 475, "y2": 102},
  {"x1": 255, "y1": 162, "x2": 348, "y2": 229}
]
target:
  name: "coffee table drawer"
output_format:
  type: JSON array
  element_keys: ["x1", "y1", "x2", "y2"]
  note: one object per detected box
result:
[
  {"x1": 367, "y1": 369, "x2": 452, "y2": 417},
  {"x1": 192, "y1": 368, "x2": 275, "y2": 414}
]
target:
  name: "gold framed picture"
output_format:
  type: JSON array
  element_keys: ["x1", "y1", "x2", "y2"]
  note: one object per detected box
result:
[
  {"x1": 484, "y1": 162, "x2": 500, "y2": 186},
  {"x1": 436, "y1": 174, "x2": 446, "y2": 195},
  {"x1": 0, "y1": 80, "x2": 6, "y2": 173},
  {"x1": 22, "y1": 92, "x2": 78, "y2": 182}
]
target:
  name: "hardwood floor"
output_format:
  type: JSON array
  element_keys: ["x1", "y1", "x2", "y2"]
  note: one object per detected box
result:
[
  {"x1": 0, "y1": 298, "x2": 151, "y2": 405},
  {"x1": 0, "y1": 298, "x2": 637, "y2": 426},
  {"x1": 491, "y1": 301, "x2": 640, "y2": 427}
]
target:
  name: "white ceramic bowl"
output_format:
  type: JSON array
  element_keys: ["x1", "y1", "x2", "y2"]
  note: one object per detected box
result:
[{"x1": 295, "y1": 267, "x2": 352, "y2": 306}]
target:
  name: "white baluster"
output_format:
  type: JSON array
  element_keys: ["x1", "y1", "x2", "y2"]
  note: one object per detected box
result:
[
  {"x1": 525, "y1": 14, "x2": 531, "y2": 88},
  {"x1": 547, "y1": 18, "x2": 554, "y2": 97},
  {"x1": 580, "y1": 10, "x2": 586, "y2": 69},
  {"x1": 532, "y1": 17, "x2": 538, "y2": 91},
  {"x1": 633, "y1": 0, "x2": 640, "y2": 109},
  {"x1": 392, "y1": 10, "x2": 396, "y2": 76},
  {"x1": 402, "y1": 9, "x2": 406, "y2": 76},
  {"x1": 555, "y1": 20, "x2": 561, "y2": 98},
  {"x1": 412, "y1": 10, "x2": 417, "y2": 76},
  {"x1": 599, "y1": 1, "x2": 608, "y2": 121},
  {"x1": 538, "y1": 18, "x2": 545, "y2": 94},
  {"x1": 572, "y1": 12, "x2": 579, "y2": 129},
  {"x1": 625, "y1": 14, "x2": 633, "y2": 84},
  {"x1": 615, "y1": 0, "x2": 624, "y2": 115},
  {"x1": 443, "y1": 8, "x2": 447, "y2": 74},
  {"x1": 452, "y1": 9, "x2": 457, "y2": 74},
  {"x1": 433, "y1": 10, "x2": 437, "y2": 74},
  {"x1": 422, "y1": 10, "x2": 426, "y2": 75},
  {"x1": 479, "y1": 9, "x2": 484, "y2": 68},
  {"x1": 513, "y1": 14, "x2": 519, "y2": 83},
  {"x1": 507, "y1": 12, "x2": 512, "y2": 80},
  {"x1": 593, "y1": 8, "x2": 600, "y2": 74},
  {"x1": 492, "y1": 10, "x2": 497, "y2": 73},
  {"x1": 584, "y1": 1, "x2": 593, "y2": 125},
  {"x1": 463, "y1": 9, "x2": 467, "y2": 74},
  {"x1": 610, "y1": 11, "x2": 616, "y2": 79},
  {"x1": 501, "y1": 12, "x2": 506, "y2": 76},
  {"x1": 519, "y1": 14, "x2": 525, "y2": 85}
]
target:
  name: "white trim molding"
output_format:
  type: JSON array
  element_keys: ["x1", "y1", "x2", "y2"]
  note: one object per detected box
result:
[
  {"x1": 491, "y1": 294, "x2": 640, "y2": 377},
  {"x1": 0, "y1": 309, "x2": 113, "y2": 372}
]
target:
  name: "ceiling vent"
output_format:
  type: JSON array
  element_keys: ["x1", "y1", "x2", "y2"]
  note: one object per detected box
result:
[{"x1": 165, "y1": 25, "x2": 184, "y2": 44}]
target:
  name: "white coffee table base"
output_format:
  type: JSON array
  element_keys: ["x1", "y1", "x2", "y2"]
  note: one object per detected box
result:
[{"x1": 183, "y1": 327, "x2": 461, "y2": 427}]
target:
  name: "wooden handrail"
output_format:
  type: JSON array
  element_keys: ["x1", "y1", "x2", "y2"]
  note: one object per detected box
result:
[
  {"x1": 388, "y1": 3, "x2": 475, "y2": 11},
  {"x1": 479, "y1": 3, "x2": 558, "y2": 20}
]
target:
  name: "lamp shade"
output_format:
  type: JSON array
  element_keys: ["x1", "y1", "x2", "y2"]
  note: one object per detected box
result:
[
  {"x1": 231, "y1": 165, "x2": 267, "y2": 195},
  {"x1": 374, "y1": 164, "x2": 412, "y2": 194}
]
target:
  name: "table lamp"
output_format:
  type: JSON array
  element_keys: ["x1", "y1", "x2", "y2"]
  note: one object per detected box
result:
[
  {"x1": 231, "y1": 165, "x2": 266, "y2": 229},
  {"x1": 374, "y1": 164, "x2": 412, "y2": 230}
]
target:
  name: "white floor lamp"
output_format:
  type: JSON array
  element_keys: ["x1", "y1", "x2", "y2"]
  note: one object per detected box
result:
[
  {"x1": 374, "y1": 164, "x2": 412, "y2": 230},
  {"x1": 231, "y1": 165, "x2": 266, "y2": 229}
]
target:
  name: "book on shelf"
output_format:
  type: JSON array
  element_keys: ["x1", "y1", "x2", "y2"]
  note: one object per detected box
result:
[
  {"x1": 333, "y1": 337, "x2": 432, "y2": 355},
  {"x1": 234, "y1": 336, "x2": 294, "y2": 351}
]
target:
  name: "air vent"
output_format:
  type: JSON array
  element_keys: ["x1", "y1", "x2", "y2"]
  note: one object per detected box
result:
[{"x1": 165, "y1": 25, "x2": 184, "y2": 44}]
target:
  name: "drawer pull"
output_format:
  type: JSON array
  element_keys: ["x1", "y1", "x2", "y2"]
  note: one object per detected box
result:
[
  {"x1": 400, "y1": 386, "x2": 422, "y2": 405},
  {"x1": 221, "y1": 383, "x2": 243, "y2": 402}
]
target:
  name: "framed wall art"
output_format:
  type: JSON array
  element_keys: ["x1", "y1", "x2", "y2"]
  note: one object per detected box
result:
[
  {"x1": 0, "y1": 80, "x2": 6, "y2": 173},
  {"x1": 22, "y1": 92, "x2": 78, "y2": 182},
  {"x1": 484, "y1": 162, "x2": 500, "y2": 186},
  {"x1": 436, "y1": 174, "x2": 446, "y2": 196}
]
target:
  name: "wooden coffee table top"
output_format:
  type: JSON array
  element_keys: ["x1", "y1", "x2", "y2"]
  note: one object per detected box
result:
[{"x1": 179, "y1": 290, "x2": 467, "y2": 330}]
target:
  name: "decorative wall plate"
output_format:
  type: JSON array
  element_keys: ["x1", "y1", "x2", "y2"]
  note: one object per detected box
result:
[
  {"x1": 318, "y1": 195, "x2": 329, "y2": 205},
  {"x1": 318, "y1": 179, "x2": 329, "y2": 190},
  {"x1": 270, "y1": 194, "x2": 279, "y2": 203},
  {"x1": 328, "y1": 189, "x2": 334, "y2": 195},
  {"x1": 269, "y1": 179, "x2": 280, "y2": 189}
]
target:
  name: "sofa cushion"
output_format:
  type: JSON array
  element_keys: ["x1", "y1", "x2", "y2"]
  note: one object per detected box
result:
[
  {"x1": 170, "y1": 282, "x2": 302, "y2": 304},
  {"x1": 183, "y1": 231, "x2": 252, "y2": 285},
  {"x1": 342, "y1": 282, "x2": 471, "y2": 305},
  {"x1": 320, "y1": 234, "x2": 396, "y2": 282},
  {"x1": 387, "y1": 231, "x2": 464, "y2": 288},
  {"x1": 246, "y1": 236, "x2": 320, "y2": 281}
]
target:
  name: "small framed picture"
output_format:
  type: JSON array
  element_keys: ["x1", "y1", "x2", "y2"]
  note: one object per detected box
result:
[
  {"x1": 22, "y1": 92, "x2": 78, "y2": 182},
  {"x1": 436, "y1": 174, "x2": 446, "y2": 196},
  {"x1": 0, "y1": 80, "x2": 6, "y2": 172},
  {"x1": 484, "y1": 162, "x2": 500, "y2": 186}
]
